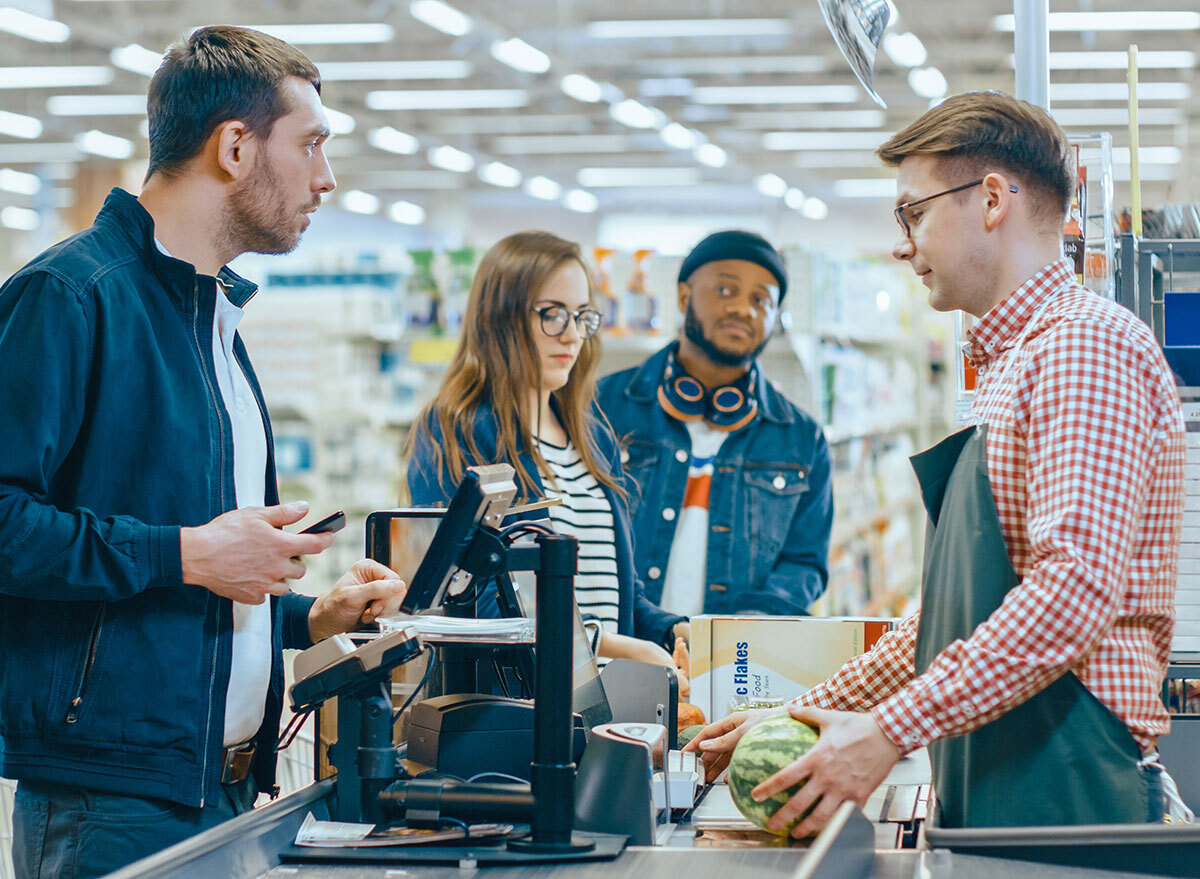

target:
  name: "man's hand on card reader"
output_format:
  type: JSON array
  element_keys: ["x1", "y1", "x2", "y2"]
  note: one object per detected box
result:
[{"x1": 180, "y1": 500, "x2": 336, "y2": 605}]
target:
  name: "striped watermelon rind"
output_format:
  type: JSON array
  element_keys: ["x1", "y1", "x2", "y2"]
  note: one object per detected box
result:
[{"x1": 727, "y1": 715, "x2": 819, "y2": 835}]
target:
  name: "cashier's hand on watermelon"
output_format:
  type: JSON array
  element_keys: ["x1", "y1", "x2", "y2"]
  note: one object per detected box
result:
[
  {"x1": 755, "y1": 706, "x2": 900, "y2": 839},
  {"x1": 307, "y1": 559, "x2": 408, "y2": 642}
]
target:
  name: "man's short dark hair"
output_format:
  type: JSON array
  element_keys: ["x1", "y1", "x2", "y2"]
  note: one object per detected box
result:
[
  {"x1": 877, "y1": 91, "x2": 1073, "y2": 230},
  {"x1": 145, "y1": 25, "x2": 321, "y2": 180}
]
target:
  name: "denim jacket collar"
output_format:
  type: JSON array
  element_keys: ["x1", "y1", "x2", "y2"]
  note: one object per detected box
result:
[
  {"x1": 623, "y1": 341, "x2": 795, "y2": 425},
  {"x1": 96, "y1": 187, "x2": 259, "y2": 309}
]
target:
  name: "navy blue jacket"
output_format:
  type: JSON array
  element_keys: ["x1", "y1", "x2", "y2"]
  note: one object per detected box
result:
[
  {"x1": 406, "y1": 401, "x2": 686, "y2": 646},
  {"x1": 596, "y1": 344, "x2": 832, "y2": 615},
  {"x1": 0, "y1": 189, "x2": 315, "y2": 807}
]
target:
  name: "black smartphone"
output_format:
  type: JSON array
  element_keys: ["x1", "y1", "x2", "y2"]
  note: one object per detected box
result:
[{"x1": 300, "y1": 510, "x2": 346, "y2": 534}]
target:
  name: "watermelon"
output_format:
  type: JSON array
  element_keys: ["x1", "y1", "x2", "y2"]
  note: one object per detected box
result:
[{"x1": 726, "y1": 715, "x2": 819, "y2": 835}]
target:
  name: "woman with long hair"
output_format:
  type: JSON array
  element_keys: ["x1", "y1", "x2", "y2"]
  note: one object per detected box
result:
[{"x1": 406, "y1": 230, "x2": 686, "y2": 665}]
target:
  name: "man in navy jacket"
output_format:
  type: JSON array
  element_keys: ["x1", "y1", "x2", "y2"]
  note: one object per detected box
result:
[
  {"x1": 597, "y1": 231, "x2": 833, "y2": 618},
  {"x1": 0, "y1": 27, "x2": 405, "y2": 879}
]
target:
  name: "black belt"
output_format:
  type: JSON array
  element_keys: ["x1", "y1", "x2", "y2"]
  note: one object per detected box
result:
[{"x1": 221, "y1": 741, "x2": 256, "y2": 785}]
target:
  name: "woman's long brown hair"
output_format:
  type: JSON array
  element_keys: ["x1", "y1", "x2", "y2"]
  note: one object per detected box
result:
[{"x1": 407, "y1": 230, "x2": 624, "y2": 501}]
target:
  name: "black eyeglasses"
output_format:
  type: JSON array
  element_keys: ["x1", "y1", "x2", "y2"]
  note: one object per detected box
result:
[
  {"x1": 531, "y1": 304, "x2": 603, "y2": 340},
  {"x1": 894, "y1": 179, "x2": 1019, "y2": 237}
]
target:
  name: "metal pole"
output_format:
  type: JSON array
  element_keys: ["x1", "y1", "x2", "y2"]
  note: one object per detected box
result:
[{"x1": 1013, "y1": 0, "x2": 1050, "y2": 109}]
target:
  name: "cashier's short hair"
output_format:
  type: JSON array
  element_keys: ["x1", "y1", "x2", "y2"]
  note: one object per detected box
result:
[
  {"x1": 145, "y1": 25, "x2": 321, "y2": 180},
  {"x1": 877, "y1": 91, "x2": 1073, "y2": 230}
]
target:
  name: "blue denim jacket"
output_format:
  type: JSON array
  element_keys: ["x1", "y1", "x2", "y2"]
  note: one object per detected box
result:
[
  {"x1": 0, "y1": 189, "x2": 314, "y2": 807},
  {"x1": 596, "y1": 343, "x2": 832, "y2": 615},
  {"x1": 406, "y1": 400, "x2": 686, "y2": 647}
]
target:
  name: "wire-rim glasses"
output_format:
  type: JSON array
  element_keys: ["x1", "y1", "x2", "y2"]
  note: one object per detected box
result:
[{"x1": 894, "y1": 179, "x2": 1019, "y2": 237}]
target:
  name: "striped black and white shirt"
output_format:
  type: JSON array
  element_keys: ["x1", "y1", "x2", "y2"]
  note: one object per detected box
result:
[{"x1": 535, "y1": 438, "x2": 621, "y2": 635}]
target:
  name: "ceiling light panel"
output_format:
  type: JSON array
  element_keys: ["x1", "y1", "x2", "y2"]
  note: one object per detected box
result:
[
  {"x1": 1, "y1": 205, "x2": 39, "y2": 230},
  {"x1": 340, "y1": 190, "x2": 380, "y2": 214},
  {"x1": 1051, "y1": 108, "x2": 1183, "y2": 127},
  {"x1": 490, "y1": 38, "x2": 551, "y2": 74},
  {"x1": 525, "y1": 176, "x2": 562, "y2": 200},
  {"x1": 882, "y1": 32, "x2": 927, "y2": 67},
  {"x1": 74, "y1": 130, "x2": 134, "y2": 159},
  {"x1": 389, "y1": 200, "x2": 426, "y2": 225},
  {"x1": 609, "y1": 99, "x2": 663, "y2": 129},
  {"x1": 428, "y1": 144, "x2": 474, "y2": 172},
  {"x1": 47, "y1": 94, "x2": 146, "y2": 116},
  {"x1": 1032, "y1": 51, "x2": 1196, "y2": 70},
  {"x1": 324, "y1": 108, "x2": 356, "y2": 135},
  {"x1": 692, "y1": 85, "x2": 861, "y2": 104},
  {"x1": 694, "y1": 144, "x2": 727, "y2": 167},
  {"x1": 561, "y1": 73, "x2": 603, "y2": 103},
  {"x1": 410, "y1": 0, "x2": 472, "y2": 36},
  {"x1": 0, "y1": 7, "x2": 69, "y2": 42},
  {"x1": 754, "y1": 173, "x2": 788, "y2": 197},
  {"x1": 243, "y1": 24, "x2": 395, "y2": 44},
  {"x1": 0, "y1": 143, "x2": 79, "y2": 163},
  {"x1": 316, "y1": 61, "x2": 472, "y2": 80},
  {"x1": 765, "y1": 131, "x2": 896, "y2": 151},
  {"x1": 111, "y1": 44, "x2": 162, "y2": 76},
  {"x1": 492, "y1": 135, "x2": 631, "y2": 154},
  {"x1": 833, "y1": 178, "x2": 897, "y2": 198},
  {"x1": 479, "y1": 161, "x2": 522, "y2": 187},
  {"x1": 368, "y1": 127, "x2": 420, "y2": 154},
  {"x1": 0, "y1": 66, "x2": 113, "y2": 88},
  {"x1": 659, "y1": 123, "x2": 700, "y2": 149},
  {"x1": 577, "y1": 167, "x2": 700, "y2": 187},
  {"x1": 0, "y1": 168, "x2": 40, "y2": 195},
  {"x1": 994, "y1": 11, "x2": 1200, "y2": 31},
  {"x1": 563, "y1": 189, "x2": 599, "y2": 213},
  {"x1": 1049, "y1": 82, "x2": 1189, "y2": 102},
  {"x1": 0, "y1": 110, "x2": 43, "y2": 139},
  {"x1": 587, "y1": 19, "x2": 792, "y2": 38},
  {"x1": 366, "y1": 89, "x2": 529, "y2": 110}
]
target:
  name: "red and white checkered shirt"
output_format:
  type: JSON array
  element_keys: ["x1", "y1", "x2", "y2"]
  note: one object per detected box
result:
[{"x1": 796, "y1": 258, "x2": 1186, "y2": 755}]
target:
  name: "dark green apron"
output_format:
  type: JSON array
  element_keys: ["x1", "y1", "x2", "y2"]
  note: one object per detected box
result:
[{"x1": 910, "y1": 424, "x2": 1149, "y2": 828}]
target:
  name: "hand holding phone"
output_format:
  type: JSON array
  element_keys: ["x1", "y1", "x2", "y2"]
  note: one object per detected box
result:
[{"x1": 300, "y1": 510, "x2": 346, "y2": 534}]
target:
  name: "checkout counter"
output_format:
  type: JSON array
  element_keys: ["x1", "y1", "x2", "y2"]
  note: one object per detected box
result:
[{"x1": 102, "y1": 465, "x2": 1200, "y2": 879}]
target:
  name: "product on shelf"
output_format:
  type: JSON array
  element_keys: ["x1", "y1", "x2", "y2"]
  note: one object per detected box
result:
[
  {"x1": 592, "y1": 246, "x2": 621, "y2": 333},
  {"x1": 624, "y1": 248, "x2": 660, "y2": 332}
]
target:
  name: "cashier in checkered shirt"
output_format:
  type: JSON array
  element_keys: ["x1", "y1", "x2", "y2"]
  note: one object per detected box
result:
[{"x1": 686, "y1": 91, "x2": 1189, "y2": 835}]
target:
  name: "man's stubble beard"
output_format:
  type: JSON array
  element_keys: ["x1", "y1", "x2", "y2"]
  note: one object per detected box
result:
[
  {"x1": 682, "y1": 299, "x2": 770, "y2": 368},
  {"x1": 224, "y1": 156, "x2": 309, "y2": 257}
]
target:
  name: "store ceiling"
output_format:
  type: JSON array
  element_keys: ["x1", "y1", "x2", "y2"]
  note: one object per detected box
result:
[{"x1": 0, "y1": 0, "x2": 1197, "y2": 236}]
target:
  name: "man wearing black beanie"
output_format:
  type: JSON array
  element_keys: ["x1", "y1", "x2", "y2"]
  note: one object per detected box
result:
[{"x1": 597, "y1": 230, "x2": 833, "y2": 639}]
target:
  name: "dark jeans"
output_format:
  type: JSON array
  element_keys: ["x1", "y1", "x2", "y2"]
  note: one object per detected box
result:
[
  {"x1": 13, "y1": 776, "x2": 257, "y2": 879},
  {"x1": 1142, "y1": 763, "x2": 1167, "y2": 823}
]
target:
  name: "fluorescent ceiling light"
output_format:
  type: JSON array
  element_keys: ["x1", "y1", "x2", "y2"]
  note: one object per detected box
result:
[
  {"x1": 793, "y1": 151, "x2": 885, "y2": 168},
  {"x1": 0, "y1": 205, "x2": 38, "y2": 230},
  {"x1": 74, "y1": 130, "x2": 134, "y2": 159},
  {"x1": 587, "y1": 19, "x2": 791, "y2": 38},
  {"x1": 882, "y1": 32, "x2": 926, "y2": 67},
  {"x1": 632, "y1": 56, "x2": 827, "y2": 75},
  {"x1": 0, "y1": 143, "x2": 79, "y2": 162},
  {"x1": 111, "y1": 44, "x2": 162, "y2": 76},
  {"x1": 609, "y1": 99, "x2": 662, "y2": 129},
  {"x1": 0, "y1": 168, "x2": 40, "y2": 195},
  {"x1": 694, "y1": 144, "x2": 727, "y2": 167},
  {"x1": 525, "y1": 176, "x2": 562, "y2": 200},
  {"x1": 909, "y1": 67, "x2": 948, "y2": 99},
  {"x1": 479, "y1": 161, "x2": 522, "y2": 187},
  {"x1": 0, "y1": 109, "x2": 43, "y2": 139},
  {"x1": 561, "y1": 73, "x2": 603, "y2": 103},
  {"x1": 1018, "y1": 51, "x2": 1196, "y2": 70},
  {"x1": 1112, "y1": 146, "x2": 1182, "y2": 165},
  {"x1": 243, "y1": 24, "x2": 394, "y2": 44},
  {"x1": 47, "y1": 94, "x2": 146, "y2": 116},
  {"x1": 366, "y1": 89, "x2": 528, "y2": 110},
  {"x1": 389, "y1": 200, "x2": 426, "y2": 225},
  {"x1": 492, "y1": 134, "x2": 629, "y2": 154},
  {"x1": 563, "y1": 189, "x2": 598, "y2": 213},
  {"x1": 754, "y1": 173, "x2": 788, "y2": 198},
  {"x1": 784, "y1": 187, "x2": 806, "y2": 210},
  {"x1": 368, "y1": 127, "x2": 420, "y2": 155},
  {"x1": 737, "y1": 110, "x2": 887, "y2": 129},
  {"x1": 833, "y1": 178, "x2": 896, "y2": 198},
  {"x1": 1112, "y1": 164, "x2": 1175, "y2": 182},
  {"x1": 639, "y1": 78, "x2": 694, "y2": 98},
  {"x1": 317, "y1": 61, "x2": 471, "y2": 80},
  {"x1": 764, "y1": 131, "x2": 895, "y2": 151},
  {"x1": 323, "y1": 108, "x2": 355, "y2": 135},
  {"x1": 994, "y1": 11, "x2": 1200, "y2": 31},
  {"x1": 577, "y1": 167, "x2": 700, "y2": 187},
  {"x1": 427, "y1": 144, "x2": 474, "y2": 172},
  {"x1": 0, "y1": 66, "x2": 114, "y2": 88},
  {"x1": 660, "y1": 123, "x2": 699, "y2": 149},
  {"x1": 491, "y1": 38, "x2": 551, "y2": 74},
  {"x1": 1049, "y1": 81, "x2": 1189, "y2": 102},
  {"x1": 0, "y1": 7, "x2": 69, "y2": 42},
  {"x1": 340, "y1": 190, "x2": 380, "y2": 214},
  {"x1": 410, "y1": 0, "x2": 472, "y2": 36},
  {"x1": 692, "y1": 85, "x2": 861, "y2": 104},
  {"x1": 802, "y1": 197, "x2": 829, "y2": 220},
  {"x1": 1051, "y1": 108, "x2": 1183, "y2": 127}
]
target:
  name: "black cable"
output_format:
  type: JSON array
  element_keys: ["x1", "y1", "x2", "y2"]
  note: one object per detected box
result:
[
  {"x1": 392, "y1": 650, "x2": 435, "y2": 728},
  {"x1": 439, "y1": 816, "x2": 471, "y2": 840},
  {"x1": 275, "y1": 707, "x2": 313, "y2": 752},
  {"x1": 499, "y1": 520, "x2": 555, "y2": 539}
]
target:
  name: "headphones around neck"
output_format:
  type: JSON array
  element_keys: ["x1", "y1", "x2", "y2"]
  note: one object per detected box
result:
[{"x1": 657, "y1": 352, "x2": 758, "y2": 432}]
